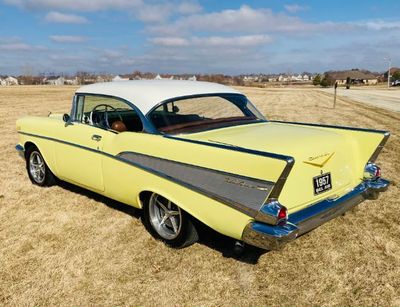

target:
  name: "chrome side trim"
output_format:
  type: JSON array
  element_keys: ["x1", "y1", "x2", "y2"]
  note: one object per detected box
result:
[
  {"x1": 17, "y1": 131, "x2": 278, "y2": 217},
  {"x1": 15, "y1": 144, "x2": 25, "y2": 159},
  {"x1": 118, "y1": 151, "x2": 274, "y2": 216},
  {"x1": 164, "y1": 135, "x2": 295, "y2": 201},
  {"x1": 164, "y1": 135, "x2": 293, "y2": 161},
  {"x1": 242, "y1": 177, "x2": 390, "y2": 250}
]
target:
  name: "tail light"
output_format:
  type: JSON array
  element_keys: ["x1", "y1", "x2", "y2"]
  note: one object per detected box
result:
[
  {"x1": 256, "y1": 200, "x2": 288, "y2": 225},
  {"x1": 364, "y1": 163, "x2": 381, "y2": 180},
  {"x1": 277, "y1": 206, "x2": 288, "y2": 223}
]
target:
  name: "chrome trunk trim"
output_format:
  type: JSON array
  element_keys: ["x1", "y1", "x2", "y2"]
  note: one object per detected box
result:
[
  {"x1": 269, "y1": 120, "x2": 389, "y2": 134},
  {"x1": 368, "y1": 131, "x2": 390, "y2": 162}
]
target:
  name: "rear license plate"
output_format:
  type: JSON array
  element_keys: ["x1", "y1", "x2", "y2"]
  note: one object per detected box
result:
[{"x1": 313, "y1": 173, "x2": 332, "y2": 195}]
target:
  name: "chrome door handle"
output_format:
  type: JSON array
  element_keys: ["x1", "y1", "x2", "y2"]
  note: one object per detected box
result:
[{"x1": 91, "y1": 134, "x2": 102, "y2": 141}]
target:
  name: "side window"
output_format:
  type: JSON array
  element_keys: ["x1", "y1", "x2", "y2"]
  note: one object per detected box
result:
[
  {"x1": 76, "y1": 95, "x2": 143, "y2": 132},
  {"x1": 74, "y1": 95, "x2": 84, "y2": 121}
]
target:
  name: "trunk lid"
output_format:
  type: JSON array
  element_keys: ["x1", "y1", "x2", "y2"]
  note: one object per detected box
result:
[{"x1": 179, "y1": 121, "x2": 359, "y2": 212}]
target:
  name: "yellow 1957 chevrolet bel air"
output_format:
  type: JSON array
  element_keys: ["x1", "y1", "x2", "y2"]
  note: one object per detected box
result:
[{"x1": 16, "y1": 80, "x2": 390, "y2": 250}]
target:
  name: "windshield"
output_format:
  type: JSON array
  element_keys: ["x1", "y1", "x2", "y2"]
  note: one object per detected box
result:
[{"x1": 148, "y1": 94, "x2": 265, "y2": 134}]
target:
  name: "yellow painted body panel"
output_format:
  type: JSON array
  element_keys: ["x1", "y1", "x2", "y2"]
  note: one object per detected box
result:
[
  {"x1": 16, "y1": 116, "x2": 386, "y2": 240},
  {"x1": 180, "y1": 122, "x2": 386, "y2": 212}
]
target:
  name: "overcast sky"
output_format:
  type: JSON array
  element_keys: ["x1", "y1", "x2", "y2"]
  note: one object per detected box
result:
[{"x1": 0, "y1": 0, "x2": 399, "y2": 75}]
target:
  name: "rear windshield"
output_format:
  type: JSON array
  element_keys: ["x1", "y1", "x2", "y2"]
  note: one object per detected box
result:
[{"x1": 148, "y1": 94, "x2": 265, "y2": 134}]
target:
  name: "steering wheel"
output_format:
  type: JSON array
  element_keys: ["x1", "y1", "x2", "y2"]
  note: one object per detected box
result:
[{"x1": 89, "y1": 104, "x2": 123, "y2": 129}]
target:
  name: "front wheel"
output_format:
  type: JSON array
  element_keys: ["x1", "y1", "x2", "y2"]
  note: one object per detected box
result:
[
  {"x1": 26, "y1": 145, "x2": 56, "y2": 187},
  {"x1": 142, "y1": 193, "x2": 198, "y2": 248}
]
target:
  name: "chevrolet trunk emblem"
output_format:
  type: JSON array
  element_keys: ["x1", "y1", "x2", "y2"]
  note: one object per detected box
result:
[{"x1": 303, "y1": 152, "x2": 334, "y2": 167}]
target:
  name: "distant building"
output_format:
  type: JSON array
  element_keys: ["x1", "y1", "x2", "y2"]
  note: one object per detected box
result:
[
  {"x1": 2, "y1": 76, "x2": 19, "y2": 85},
  {"x1": 0, "y1": 77, "x2": 5, "y2": 86},
  {"x1": 154, "y1": 74, "x2": 162, "y2": 80},
  {"x1": 278, "y1": 75, "x2": 289, "y2": 82},
  {"x1": 326, "y1": 70, "x2": 378, "y2": 85},
  {"x1": 383, "y1": 67, "x2": 400, "y2": 81},
  {"x1": 303, "y1": 74, "x2": 310, "y2": 81},
  {"x1": 65, "y1": 77, "x2": 79, "y2": 85},
  {"x1": 188, "y1": 75, "x2": 197, "y2": 81},
  {"x1": 243, "y1": 75, "x2": 258, "y2": 82},
  {"x1": 44, "y1": 76, "x2": 64, "y2": 85},
  {"x1": 112, "y1": 75, "x2": 129, "y2": 82}
]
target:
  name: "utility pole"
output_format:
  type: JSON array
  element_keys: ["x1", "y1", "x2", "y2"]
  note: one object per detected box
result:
[
  {"x1": 333, "y1": 82, "x2": 338, "y2": 108},
  {"x1": 384, "y1": 57, "x2": 391, "y2": 89}
]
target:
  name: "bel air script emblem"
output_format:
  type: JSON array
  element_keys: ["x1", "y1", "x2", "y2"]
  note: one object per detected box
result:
[
  {"x1": 224, "y1": 177, "x2": 270, "y2": 191},
  {"x1": 303, "y1": 152, "x2": 334, "y2": 167}
]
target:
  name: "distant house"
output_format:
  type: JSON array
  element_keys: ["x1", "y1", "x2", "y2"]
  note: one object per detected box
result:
[
  {"x1": 65, "y1": 77, "x2": 79, "y2": 85},
  {"x1": 44, "y1": 76, "x2": 64, "y2": 85},
  {"x1": 154, "y1": 74, "x2": 162, "y2": 80},
  {"x1": 303, "y1": 74, "x2": 310, "y2": 81},
  {"x1": 188, "y1": 75, "x2": 197, "y2": 81},
  {"x1": 326, "y1": 70, "x2": 378, "y2": 85},
  {"x1": 383, "y1": 67, "x2": 400, "y2": 81},
  {"x1": 3, "y1": 76, "x2": 19, "y2": 85},
  {"x1": 278, "y1": 75, "x2": 289, "y2": 82},
  {"x1": 243, "y1": 75, "x2": 258, "y2": 82},
  {"x1": 112, "y1": 75, "x2": 129, "y2": 82},
  {"x1": 0, "y1": 77, "x2": 5, "y2": 86}
]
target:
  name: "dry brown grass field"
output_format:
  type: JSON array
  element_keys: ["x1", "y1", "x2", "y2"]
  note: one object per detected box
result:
[{"x1": 1, "y1": 85, "x2": 399, "y2": 306}]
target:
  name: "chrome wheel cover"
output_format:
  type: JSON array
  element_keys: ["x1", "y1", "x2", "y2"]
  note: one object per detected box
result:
[
  {"x1": 149, "y1": 193, "x2": 182, "y2": 240},
  {"x1": 29, "y1": 151, "x2": 45, "y2": 184}
]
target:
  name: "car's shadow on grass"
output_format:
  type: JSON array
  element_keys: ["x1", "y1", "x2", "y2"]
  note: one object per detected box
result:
[
  {"x1": 193, "y1": 221, "x2": 267, "y2": 264},
  {"x1": 58, "y1": 181, "x2": 267, "y2": 264},
  {"x1": 58, "y1": 181, "x2": 141, "y2": 219}
]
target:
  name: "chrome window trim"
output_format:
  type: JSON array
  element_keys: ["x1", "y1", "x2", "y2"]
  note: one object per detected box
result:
[
  {"x1": 146, "y1": 92, "x2": 254, "y2": 116},
  {"x1": 73, "y1": 92, "x2": 158, "y2": 133},
  {"x1": 145, "y1": 93, "x2": 267, "y2": 133}
]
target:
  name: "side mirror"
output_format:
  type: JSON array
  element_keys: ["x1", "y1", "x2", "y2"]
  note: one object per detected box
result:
[
  {"x1": 63, "y1": 114, "x2": 70, "y2": 122},
  {"x1": 172, "y1": 105, "x2": 180, "y2": 113}
]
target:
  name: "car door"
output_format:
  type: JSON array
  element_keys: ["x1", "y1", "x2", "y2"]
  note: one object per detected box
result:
[
  {"x1": 55, "y1": 122, "x2": 106, "y2": 191},
  {"x1": 54, "y1": 95, "x2": 108, "y2": 191}
]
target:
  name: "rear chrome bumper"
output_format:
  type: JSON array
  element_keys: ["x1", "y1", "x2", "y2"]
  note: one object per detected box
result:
[
  {"x1": 242, "y1": 178, "x2": 390, "y2": 250},
  {"x1": 15, "y1": 144, "x2": 25, "y2": 159}
]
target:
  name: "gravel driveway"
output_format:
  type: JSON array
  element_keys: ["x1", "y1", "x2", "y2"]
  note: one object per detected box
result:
[{"x1": 320, "y1": 87, "x2": 400, "y2": 112}]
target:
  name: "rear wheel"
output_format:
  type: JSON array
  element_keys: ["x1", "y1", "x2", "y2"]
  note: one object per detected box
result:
[
  {"x1": 26, "y1": 145, "x2": 56, "y2": 186},
  {"x1": 142, "y1": 193, "x2": 198, "y2": 248}
]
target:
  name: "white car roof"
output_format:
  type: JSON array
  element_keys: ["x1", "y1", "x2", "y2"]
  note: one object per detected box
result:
[{"x1": 76, "y1": 80, "x2": 242, "y2": 114}]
